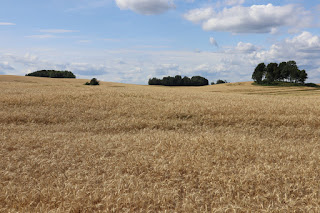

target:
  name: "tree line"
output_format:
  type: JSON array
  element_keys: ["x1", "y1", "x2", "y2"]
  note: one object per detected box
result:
[
  {"x1": 252, "y1": 61, "x2": 307, "y2": 84},
  {"x1": 26, "y1": 70, "x2": 76, "y2": 78},
  {"x1": 149, "y1": 75, "x2": 209, "y2": 86}
]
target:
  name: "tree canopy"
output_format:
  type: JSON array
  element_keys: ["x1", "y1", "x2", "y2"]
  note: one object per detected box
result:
[
  {"x1": 26, "y1": 70, "x2": 76, "y2": 78},
  {"x1": 149, "y1": 75, "x2": 209, "y2": 86},
  {"x1": 216, "y1": 79, "x2": 228, "y2": 84},
  {"x1": 85, "y1": 78, "x2": 100, "y2": 85},
  {"x1": 252, "y1": 61, "x2": 307, "y2": 85}
]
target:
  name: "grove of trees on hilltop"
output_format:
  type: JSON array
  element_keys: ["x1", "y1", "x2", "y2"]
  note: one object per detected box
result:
[
  {"x1": 26, "y1": 70, "x2": 76, "y2": 78},
  {"x1": 85, "y1": 78, "x2": 100, "y2": 85},
  {"x1": 214, "y1": 79, "x2": 229, "y2": 84},
  {"x1": 252, "y1": 61, "x2": 307, "y2": 84},
  {"x1": 149, "y1": 75, "x2": 209, "y2": 86}
]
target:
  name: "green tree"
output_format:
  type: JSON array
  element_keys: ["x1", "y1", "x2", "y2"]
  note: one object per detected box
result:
[
  {"x1": 26, "y1": 70, "x2": 76, "y2": 78},
  {"x1": 216, "y1": 79, "x2": 228, "y2": 84},
  {"x1": 253, "y1": 61, "x2": 308, "y2": 85},
  {"x1": 162, "y1": 76, "x2": 174, "y2": 86},
  {"x1": 252, "y1": 63, "x2": 266, "y2": 84},
  {"x1": 266, "y1": 63, "x2": 278, "y2": 83},
  {"x1": 191, "y1": 76, "x2": 209, "y2": 86},
  {"x1": 281, "y1": 63, "x2": 292, "y2": 82},
  {"x1": 298, "y1": 70, "x2": 308, "y2": 84},
  {"x1": 148, "y1": 75, "x2": 208, "y2": 86},
  {"x1": 286, "y1": 61, "x2": 299, "y2": 82},
  {"x1": 85, "y1": 78, "x2": 99, "y2": 85},
  {"x1": 182, "y1": 76, "x2": 191, "y2": 86},
  {"x1": 148, "y1": 78, "x2": 162, "y2": 85},
  {"x1": 174, "y1": 75, "x2": 182, "y2": 86}
]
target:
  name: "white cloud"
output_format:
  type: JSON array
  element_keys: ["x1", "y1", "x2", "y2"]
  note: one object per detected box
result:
[
  {"x1": 224, "y1": 0, "x2": 245, "y2": 6},
  {"x1": 115, "y1": 0, "x2": 175, "y2": 15},
  {"x1": 25, "y1": 34, "x2": 58, "y2": 39},
  {"x1": 235, "y1": 42, "x2": 258, "y2": 53},
  {"x1": 4, "y1": 32, "x2": 320, "y2": 84},
  {"x1": 193, "y1": 63, "x2": 212, "y2": 73},
  {"x1": 184, "y1": 4, "x2": 312, "y2": 34},
  {"x1": 67, "y1": 63, "x2": 109, "y2": 76},
  {"x1": 209, "y1": 37, "x2": 218, "y2": 47},
  {"x1": 0, "y1": 62, "x2": 15, "y2": 74},
  {"x1": 0, "y1": 22, "x2": 16, "y2": 26},
  {"x1": 155, "y1": 63, "x2": 180, "y2": 75},
  {"x1": 39, "y1": 29, "x2": 78, "y2": 33},
  {"x1": 3, "y1": 53, "x2": 40, "y2": 66},
  {"x1": 264, "y1": 31, "x2": 320, "y2": 62},
  {"x1": 184, "y1": 8, "x2": 214, "y2": 23},
  {"x1": 284, "y1": 31, "x2": 320, "y2": 52}
]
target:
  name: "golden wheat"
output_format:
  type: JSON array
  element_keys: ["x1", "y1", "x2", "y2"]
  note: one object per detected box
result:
[{"x1": 1, "y1": 75, "x2": 320, "y2": 212}]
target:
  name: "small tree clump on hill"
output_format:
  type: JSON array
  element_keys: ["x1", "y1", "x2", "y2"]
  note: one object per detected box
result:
[
  {"x1": 85, "y1": 78, "x2": 100, "y2": 85},
  {"x1": 252, "y1": 61, "x2": 308, "y2": 85},
  {"x1": 211, "y1": 80, "x2": 229, "y2": 85},
  {"x1": 26, "y1": 70, "x2": 76, "y2": 78},
  {"x1": 148, "y1": 75, "x2": 209, "y2": 86},
  {"x1": 216, "y1": 79, "x2": 228, "y2": 84}
]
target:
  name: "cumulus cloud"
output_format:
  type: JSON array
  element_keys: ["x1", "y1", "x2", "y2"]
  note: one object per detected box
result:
[
  {"x1": 265, "y1": 31, "x2": 320, "y2": 61},
  {"x1": 68, "y1": 63, "x2": 109, "y2": 76},
  {"x1": 209, "y1": 37, "x2": 218, "y2": 47},
  {"x1": 283, "y1": 31, "x2": 320, "y2": 53},
  {"x1": 155, "y1": 63, "x2": 179, "y2": 75},
  {"x1": 3, "y1": 53, "x2": 40, "y2": 66},
  {"x1": 3, "y1": 32, "x2": 320, "y2": 84},
  {"x1": 193, "y1": 63, "x2": 213, "y2": 73},
  {"x1": 0, "y1": 61, "x2": 15, "y2": 72},
  {"x1": 184, "y1": 4, "x2": 311, "y2": 34},
  {"x1": 235, "y1": 42, "x2": 258, "y2": 53},
  {"x1": 115, "y1": 0, "x2": 175, "y2": 15},
  {"x1": 184, "y1": 7, "x2": 214, "y2": 23}
]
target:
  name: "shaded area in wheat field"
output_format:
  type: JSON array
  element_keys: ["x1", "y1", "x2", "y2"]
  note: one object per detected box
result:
[{"x1": 1, "y1": 75, "x2": 320, "y2": 212}]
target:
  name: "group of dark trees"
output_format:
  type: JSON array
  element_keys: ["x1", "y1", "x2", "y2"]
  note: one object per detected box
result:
[
  {"x1": 85, "y1": 78, "x2": 100, "y2": 85},
  {"x1": 26, "y1": 70, "x2": 76, "y2": 78},
  {"x1": 149, "y1": 75, "x2": 209, "y2": 86},
  {"x1": 211, "y1": 79, "x2": 228, "y2": 85},
  {"x1": 252, "y1": 61, "x2": 308, "y2": 84}
]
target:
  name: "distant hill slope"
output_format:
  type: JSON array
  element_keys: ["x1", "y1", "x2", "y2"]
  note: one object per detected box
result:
[{"x1": 1, "y1": 75, "x2": 319, "y2": 96}]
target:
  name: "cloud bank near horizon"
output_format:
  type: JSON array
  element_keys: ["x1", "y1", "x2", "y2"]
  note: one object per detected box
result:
[{"x1": 2, "y1": 32, "x2": 320, "y2": 84}]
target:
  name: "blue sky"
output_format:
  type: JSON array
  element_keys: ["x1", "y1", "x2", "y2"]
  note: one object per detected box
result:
[{"x1": 1, "y1": 0, "x2": 320, "y2": 84}]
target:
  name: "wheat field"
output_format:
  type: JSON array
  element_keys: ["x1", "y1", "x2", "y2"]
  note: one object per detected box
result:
[{"x1": 1, "y1": 75, "x2": 320, "y2": 212}]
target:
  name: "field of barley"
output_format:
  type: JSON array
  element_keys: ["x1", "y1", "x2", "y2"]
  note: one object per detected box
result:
[{"x1": 1, "y1": 75, "x2": 320, "y2": 212}]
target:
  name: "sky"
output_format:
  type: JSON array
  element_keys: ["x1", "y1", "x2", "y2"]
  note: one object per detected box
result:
[{"x1": 1, "y1": 0, "x2": 320, "y2": 84}]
